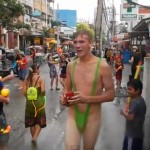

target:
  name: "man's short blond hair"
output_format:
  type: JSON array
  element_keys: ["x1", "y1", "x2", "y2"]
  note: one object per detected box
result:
[{"x1": 73, "y1": 29, "x2": 93, "y2": 42}]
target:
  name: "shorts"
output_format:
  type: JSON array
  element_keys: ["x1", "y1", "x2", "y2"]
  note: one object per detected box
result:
[
  {"x1": 50, "y1": 70, "x2": 58, "y2": 78},
  {"x1": 122, "y1": 136, "x2": 143, "y2": 150},
  {"x1": 18, "y1": 69, "x2": 27, "y2": 81}
]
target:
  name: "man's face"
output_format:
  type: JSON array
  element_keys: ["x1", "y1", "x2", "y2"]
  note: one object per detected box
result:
[{"x1": 73, "y1": 35, "x2": 91, "y2": 57}]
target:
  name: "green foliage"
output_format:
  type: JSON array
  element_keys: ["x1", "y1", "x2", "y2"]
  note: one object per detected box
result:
[
  {"x1": 0, "y1": 0, "x2": 25, "y2": 29},
  {"x1": 13, "y1": 22, "x2": 31, "y2": 30},
  {"x1": 76, "y1": 23, "x2": 95, "y2": 40},
  {"x1": 43, "y1": 27, "x2": 50, "y2": 38},
  {"x1": 51, "y1": 20, "x2": 61, "y2": 27}
]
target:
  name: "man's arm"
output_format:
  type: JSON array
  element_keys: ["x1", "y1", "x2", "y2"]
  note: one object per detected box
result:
[
  {"x1": 0, "y1": 95, "x2": 9, "y2": 103},
  {"x1": 1, "y1": 74, "x2": 16, "y2": 82},
  {"x1": 121, "y1": 111, "x2": 135, "y2": 121}
]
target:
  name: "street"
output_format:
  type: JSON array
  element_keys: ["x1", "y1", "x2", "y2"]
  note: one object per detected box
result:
[{"x1": 1, "y1": 63, "x2": 148, "y2": 150}]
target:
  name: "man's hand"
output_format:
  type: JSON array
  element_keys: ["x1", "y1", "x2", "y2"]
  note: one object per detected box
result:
[
  {"x1": 67, "y1": 91, "x2": 87, "y2": 105},
  {"x1": 0, "y1": 95, "x2": 10, "y2": 104},
  {"x1": 60, "y1": 92, "x2": 69, "y2": 107}
]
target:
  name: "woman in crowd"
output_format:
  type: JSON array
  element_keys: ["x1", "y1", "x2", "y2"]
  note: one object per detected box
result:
[
  {"x1": 23, "y1": 63, "x2": 46, "y2": 144},
  {"x1": 47, "y1": 54, "x2": 60, "y2": 90},
  {"x1": 59, "y1": 54, "x2": 70, "y2": 88}
]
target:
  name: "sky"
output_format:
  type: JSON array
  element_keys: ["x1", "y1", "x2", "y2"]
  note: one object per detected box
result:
[{"x1": 54, "y1": 0, "x2": 150, "y2": 23}]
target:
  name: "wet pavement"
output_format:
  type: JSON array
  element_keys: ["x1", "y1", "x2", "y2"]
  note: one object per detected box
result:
[{"x1": 2, "y1": 63, "x2": 150, "y2": 150}]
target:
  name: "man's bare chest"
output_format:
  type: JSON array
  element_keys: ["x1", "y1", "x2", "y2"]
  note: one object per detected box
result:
[{"x1": 73, "y1": 64, "x2": 99, "y2": 87}]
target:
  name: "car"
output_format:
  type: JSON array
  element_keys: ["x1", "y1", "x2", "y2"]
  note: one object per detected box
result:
[{"x1": 0, "y1": 48, "x2": 15, "y2": 77}]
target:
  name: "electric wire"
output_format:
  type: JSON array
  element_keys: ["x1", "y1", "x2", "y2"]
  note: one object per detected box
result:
[
  {"x1": 103, "y1": 0, "x2": 111, "y2": 32},
  {"x1": 127, "y1": 0, "x2": 150, "y2": 9}
]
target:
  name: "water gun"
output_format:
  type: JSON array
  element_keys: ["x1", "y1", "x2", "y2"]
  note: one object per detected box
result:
[
  {"x1": 1, "y1": 88, "x2": 10, "y2": 97},
  {"x1": 17, "y1": 60, "x2": 24, "y2": 65},
  {"x1": 0, "y1": 77, "x2": 10, "y2": 97},
  {"x1": 116, "y1": 65, "x2": 123, "y2": 72},
  {"x1": 0, "y1": 125, "x2": 11, "y2": 134},
  {"x1": 125, "y1": 61, "x2": 142, "y2": 113}
]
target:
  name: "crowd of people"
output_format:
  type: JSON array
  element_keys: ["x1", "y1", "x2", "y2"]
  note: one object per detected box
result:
[{"x1": 0, "y1": 29, "x2": 147, "y2": 150}]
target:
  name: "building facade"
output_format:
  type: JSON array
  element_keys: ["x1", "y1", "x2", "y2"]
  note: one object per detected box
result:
[{"x1": 0, "y1": 0, "x2": 54, "y2": 49}]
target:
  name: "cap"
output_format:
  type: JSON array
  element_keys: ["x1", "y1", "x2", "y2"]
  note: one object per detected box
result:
[{"x1": 132, "y1": 46, "x2": 138, "y2": 49}]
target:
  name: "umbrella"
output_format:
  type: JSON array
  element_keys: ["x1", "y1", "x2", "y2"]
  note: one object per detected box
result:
[{"x1": 50, "y1": 39, "x2": 57, "y2": 44}]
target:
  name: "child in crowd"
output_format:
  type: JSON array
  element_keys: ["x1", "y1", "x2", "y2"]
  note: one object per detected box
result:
[
  {"x1": 120, "y1": 79, "x2": 146, "y2": 150},
  {"x1": 0, "y1": 74, "x2": 16, "y2": 149},
  {"x1": 115, "y1": 57, "x2": 124, "y2": 88}
]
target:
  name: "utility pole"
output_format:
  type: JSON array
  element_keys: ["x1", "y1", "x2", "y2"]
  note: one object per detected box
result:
[
  {"x1": 56, "y1": 3, "x2": 60, "y2": 49},
  {"x1": 95, "y1": 0, "x2": 103, "y2": 57},
  {"x1": 111, "y1": 0, "x2": 116, "y2": 37}
]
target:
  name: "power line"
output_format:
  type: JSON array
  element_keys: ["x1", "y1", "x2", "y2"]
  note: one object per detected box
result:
[
  {"x1": 127, "y1": 0, "x2": 150, "y2": 9},
  {"x1": 103, "y1": 0, "x2": 111, "y2": 31}
]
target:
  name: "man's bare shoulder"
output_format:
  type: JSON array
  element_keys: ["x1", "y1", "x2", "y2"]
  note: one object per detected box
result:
[
  {"x1": 98, "y1": 58, "x2": 108, "y2": 66},
  {"x1": 100, "y1": 58, "x2": 112, "y2": 73}
]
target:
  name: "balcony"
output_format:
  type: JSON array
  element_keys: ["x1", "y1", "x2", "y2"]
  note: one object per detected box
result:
[{"x1": 47, "y1": 6, "x2": 53, "y2": 17}]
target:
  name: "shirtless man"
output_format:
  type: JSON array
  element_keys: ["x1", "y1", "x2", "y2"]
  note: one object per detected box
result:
[{"x1": 60, "y1": 30, "x2": 115, "y2": 150}]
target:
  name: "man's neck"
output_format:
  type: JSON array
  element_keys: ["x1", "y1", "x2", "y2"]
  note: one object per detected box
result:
[{"x1": 78, "y1": 52, "x2": 94, "y2": 63}]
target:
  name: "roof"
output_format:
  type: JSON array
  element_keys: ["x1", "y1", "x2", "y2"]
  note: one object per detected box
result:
[{"x1": 129, "y1": 17, "x2": 150, "y2": 38}]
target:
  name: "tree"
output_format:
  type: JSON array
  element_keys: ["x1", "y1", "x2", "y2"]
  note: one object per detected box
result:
[
  {"x1": 14, "y1": 21, "x2": 31, "y2": 30},
  {"x1": 0, "y1": 0, "x2": 25, "y2": 30},
  {"x1": 76, "y1": 22, "x2": 95, "y2": 40}
]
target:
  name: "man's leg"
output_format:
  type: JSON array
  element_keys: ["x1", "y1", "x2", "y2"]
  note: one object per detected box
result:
[
  {"x1": 65, "y1": 117, "x2": 81, "y2": 150},
  {"x1": 83, "y1": 119, "x2": 100, "y2": 150}
]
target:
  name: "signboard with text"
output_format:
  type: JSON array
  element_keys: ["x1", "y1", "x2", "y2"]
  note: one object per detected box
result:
[{"x1": 120, "y1": 0, "x2": 138, "y2": 21}]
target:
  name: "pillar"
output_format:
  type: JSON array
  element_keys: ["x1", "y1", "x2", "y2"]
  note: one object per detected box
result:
[
  {"x1": 8, "y1": 31, "x2": 14, "y2": 49},
  {"x1": 142, "y1": 57, "x2": 150, "y2": 150}
]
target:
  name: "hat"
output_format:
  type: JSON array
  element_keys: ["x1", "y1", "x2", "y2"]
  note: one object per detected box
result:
[
  {"x1": 132, "y1": 46, "x2": 138, "y2": 49},
  {"x1": 19, "y1": 51, "x2": 25, "y2": 56}
]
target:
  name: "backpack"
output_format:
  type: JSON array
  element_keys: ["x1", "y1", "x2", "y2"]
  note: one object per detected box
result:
[{"x1": 27, "y1": 76, "x2": 40, "y2": 101}]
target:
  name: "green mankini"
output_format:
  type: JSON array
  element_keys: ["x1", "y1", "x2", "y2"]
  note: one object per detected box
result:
[{"x1": 71, "y1": 58, "x2": 101, "y2": 132}]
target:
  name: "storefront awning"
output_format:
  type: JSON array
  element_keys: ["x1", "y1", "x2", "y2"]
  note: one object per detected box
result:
[{"x1": 129, "y1": 17, "x2": 150, "y2": 38}]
